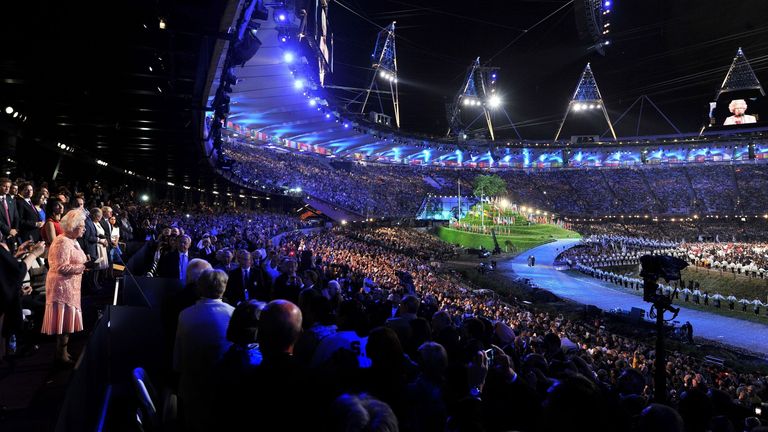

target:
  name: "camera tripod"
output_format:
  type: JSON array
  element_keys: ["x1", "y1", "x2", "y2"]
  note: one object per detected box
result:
[{"x1": 643, "y1": 277, "x2": 681, "y2": 404}]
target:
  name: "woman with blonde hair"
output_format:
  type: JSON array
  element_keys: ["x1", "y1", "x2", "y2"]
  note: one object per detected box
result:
[{"x1": 42, "y1": 209, "x2": 94, "y2": 363}]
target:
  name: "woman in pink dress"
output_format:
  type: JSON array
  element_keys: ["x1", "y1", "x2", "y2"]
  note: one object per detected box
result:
[{"x1": 41, "y1": 209, "x2": 89, "y2": 363}]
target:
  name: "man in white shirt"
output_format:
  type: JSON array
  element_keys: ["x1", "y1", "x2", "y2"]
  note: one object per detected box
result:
[{"x1": 174, "y1": 269, "x2": 234, "y2": 431}]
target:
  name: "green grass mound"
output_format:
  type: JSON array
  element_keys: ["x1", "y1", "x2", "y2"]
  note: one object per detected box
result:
[{"x1": 437, "y1": 225, "x2": 580, "y2": 253}]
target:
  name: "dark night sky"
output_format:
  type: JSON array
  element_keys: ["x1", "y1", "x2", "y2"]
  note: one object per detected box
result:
[{"x1": 326, "y1": 0, "x2": 768, "y2": 140}]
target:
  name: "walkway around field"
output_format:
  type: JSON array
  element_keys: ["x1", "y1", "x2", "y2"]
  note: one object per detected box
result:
[{"x1": 498, "y1": 239, "x2": 768, "y2": 356}]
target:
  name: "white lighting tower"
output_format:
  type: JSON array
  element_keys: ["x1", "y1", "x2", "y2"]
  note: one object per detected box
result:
[
  {"x1": 446, "y1": 57, "x2": 501, "y2": 140},
  {"x1": 360, "y1": 22, "x2": 400, "y2": 128},
  {"x1": 554, "y1": 63, "x2": 617, "y2": 141}
]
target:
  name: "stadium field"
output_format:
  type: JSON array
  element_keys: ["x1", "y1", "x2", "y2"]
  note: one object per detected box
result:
[{"x1": 436, "y1": 225, "x2": 581, "y2": 252}]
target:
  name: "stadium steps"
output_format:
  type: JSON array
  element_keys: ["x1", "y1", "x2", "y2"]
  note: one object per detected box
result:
[
  {"x1": 639, "y1": 170, "x2": 665, "y2": 213},
  {"x1": 562, "y1": 173, "x2": 593, "y2": 215},
  {"x1": 730, "y1": 165, "x2": 744, "y2": 213},
  {"x1": 422, "y1": 175, "x2": 442, "y2": 190},
  {"x1": 599, "y1": 170, "x2": 620, "y2": 202},
  {"x1": 304, "y1": 196, "x2": 365, "y2": 222},
  {"x1": 682, "y1": 168, "x2": 703, "y2": 213}
]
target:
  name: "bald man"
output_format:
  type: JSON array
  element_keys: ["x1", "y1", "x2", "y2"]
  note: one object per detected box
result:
[
  {"x1": 221, "y1": 300, "x2": 310, "y2": 431},
  {"x1": 258, "y1": 299, "x2": 303, "y2": 357}
]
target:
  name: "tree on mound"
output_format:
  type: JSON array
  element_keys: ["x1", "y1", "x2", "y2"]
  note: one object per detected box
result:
[{"x1": 473, "y1": 174, "x2": 507, "y2": 198}]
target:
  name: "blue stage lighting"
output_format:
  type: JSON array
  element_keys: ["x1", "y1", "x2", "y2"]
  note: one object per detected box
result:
[
  {"x1": 604, "y1": 1, "x2": 611, "y2": 6},
  {"x1": 325, "y1": 113, "x2": 331, "y2": 119},
  {"x1": 283, "y1": 52, "x2": 295, "y2": 63},
  {"x1": 294, "y1": 79, "x2": 304, "y2": 90},
  {"x1": 309, "y1": 99, "x2": 317, "y2": 107},
  {"x1": 277, "y1": 27, "x2": 292, "y2": 44}
]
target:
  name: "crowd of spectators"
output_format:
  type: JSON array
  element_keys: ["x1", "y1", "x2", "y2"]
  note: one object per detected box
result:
[
  {"x1": 224, "y1": 141, "x2": 768, "y2": 220},
  {"x1": 5, "y1": 173, "x2": 768, "y2": 430},
  {"x1": 568, "y1": 219, "x2": 768, "y2": 243},
  {"x1": 338, "y1": 227, "x2": 458, "y2": 261},
  {"x1": 643, "y1": 167, "x2": 695, "y2": 214},
  {"x1": 602, "y1": 169, "x2": 656, "y2": 214},
  {"x1": 734, "y1": 165, "x2": 768, "y2": 214},
  {"x1": 685, "y1": 165, "x2": 739, "y2": 215},
  {"x1": 226, "y1": 142, "x2": 434, "y2": 217},
  {"x1": 211, "y1": 227, "x2": 768, "y2": 431}
]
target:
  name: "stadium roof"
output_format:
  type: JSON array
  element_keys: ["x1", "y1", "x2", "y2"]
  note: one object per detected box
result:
[{"x1": 213, "y1": 1, "x2": 768, "y2": 166}]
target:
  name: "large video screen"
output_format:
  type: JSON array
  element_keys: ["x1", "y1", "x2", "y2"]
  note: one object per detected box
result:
[{"x1": 709, "y1": 90, "x2": 767, "y2": 128}]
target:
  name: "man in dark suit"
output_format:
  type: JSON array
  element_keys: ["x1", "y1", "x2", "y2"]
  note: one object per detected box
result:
[
  {"x1": 80, "y1": 211, "x2": 100, "y2": 261},
  {"x1": 16, "y1": 182, "x2": 43, "y2": 242},
  {"x1": 156, "y1": 235, "x2": 193, "y2": 280},
  {"x1": 100, "y1": 206, "x2": 115, "y2": 265},
  {"x1": 225, "y1": 250, "x2": 271, "y2": 305},
  {"x1": 0, "y1": 178, "x2": 19, "y2": 242}
]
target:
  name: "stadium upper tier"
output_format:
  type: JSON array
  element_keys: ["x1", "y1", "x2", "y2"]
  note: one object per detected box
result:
[{"x1": 223, "y1": 140, "x2": 768, "y2": 218}]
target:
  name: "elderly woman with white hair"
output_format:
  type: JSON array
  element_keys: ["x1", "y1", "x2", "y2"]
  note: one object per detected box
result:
[
  {"x1": 724, "y1": 99, "x2": 757, "y2": 125},
  {"x1": 42, "y1": 209, "x2": 94, "y2": 364}
]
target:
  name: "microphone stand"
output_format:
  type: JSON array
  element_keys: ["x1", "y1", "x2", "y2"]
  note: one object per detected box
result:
[{"x1": 113, "y1": 247, "x2": 152, "y2": 309}]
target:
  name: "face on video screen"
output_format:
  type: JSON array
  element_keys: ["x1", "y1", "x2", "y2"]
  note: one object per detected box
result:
[
  {"x1": 710, "y1": 93, "x2": 765, "y2": 128},
  {"x1": 723, "y1": 99, "x2": 757, "y2": 125}
]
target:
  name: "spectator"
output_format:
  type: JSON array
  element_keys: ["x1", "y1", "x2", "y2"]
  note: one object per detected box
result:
[
  {"x1": 174, "y1": 268, "x2": 233, "y2": 432},
  {"x1": 41, "y1": 210, "x2": 91, "y2": 364}
]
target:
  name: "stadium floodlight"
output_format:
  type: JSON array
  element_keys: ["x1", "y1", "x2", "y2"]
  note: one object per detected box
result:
[
  {"x1": 361, "y1": 22, "x2": 401, "y2": 128},
  {"x1": 231, "y1": 22, "x2": 262, "y2": 66},
  {"x1": 488, "y1": 95, "x2": 502, "y2": 109}
]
